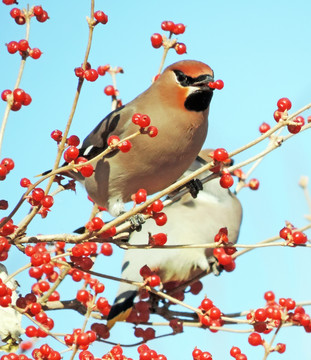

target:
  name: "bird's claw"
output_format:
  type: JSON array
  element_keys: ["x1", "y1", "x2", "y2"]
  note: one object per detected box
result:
[
  {"x1": 207, "y1": 256, "x2": 223, "y2": 276},
  {"x1": 129, "y1": 214, "x2": 146, "y2": 232},
  {"x1": 186, "y1": 179, "x2": 203, "y2": 198}
]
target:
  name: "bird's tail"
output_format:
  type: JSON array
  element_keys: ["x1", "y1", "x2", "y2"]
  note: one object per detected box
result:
[{"x1": 107, "y1": 291, "x2": 137, "y2": 329}]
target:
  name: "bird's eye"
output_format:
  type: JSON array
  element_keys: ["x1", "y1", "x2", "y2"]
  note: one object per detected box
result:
[{"x1": 174, "y1": 70, "x2": 188, "y2": 85}]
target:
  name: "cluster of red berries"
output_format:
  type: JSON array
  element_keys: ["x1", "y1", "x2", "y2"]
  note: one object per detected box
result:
[
  {"x1": 75, "y1": 63, "x2": 113, "y2": 82},
  {"x1": 7, "y1": 5, "x2": 49, "y2": 25},
  {"x1": 192, "y1": 347, "x2": 213, "y2": 360},
  {"x1": 126, "y1": 300, "x2": 151, "y2": 325},
  {"x1": 53, "y1": 131, "x2": 95, "y2": 178},
  {"x1": 246, "y1": 290, "x2": 311, "y2": 347},
  {"x1": 0, "y1": 217, "x2": 16, "y2": 237},
  {"x1": 85, "y1": 217, "x2": 117, "y2": 241},
  {"x1": 0, "y1": 277, "x2": 13, "y2": 307},
  {"x1": 208, "y1": 80, "x2": 224, "y2": 90},
  {"x1": 76, "y1": 288, "x2": 110, "y2": 316},
  {"x1": 229, "y1": 346, "x2": 248, "y2": 360},
  {"x1": 0, "y1": 236, "x2": 11, "y2": 261},
  {"x1": 134, "y1": 327, "x2": 156, "y2": 343},
  {"x1": 198, "y1": 297, "x2": 223, "y2": 331},
  {"x1": 140, "y1": 264, "x2": 161, "y2": 287},
  {"x1": 31, "y1": 344, "x2": 61, "y2": 360},
  {"x1": 1, "y1": 88, "x2": 32, "y2": 111},
  {"x1": 148, "y1": 232, "x2": 167, "y2": 246},
  {"x1": 213, "y1": 228, "x2": 237, "y2": 271},
  {"x1": 24, "y1": 186, "x2": 54, "y2": 216},
  {"x1": 151, "y1": 20, "x2": 187, "y2": 55},
  {"x1": 132, "y1": 113, "x2": 158, "y2": 137},
  {"x1": 208, "y1": 148, "x2": 235, "y2": 189},
  {"x1": 133, "y1": 197, "x2": 167, "y2": 226},
  {"x1": 273, "y1": 97, "x2": 307, "y2": 134},
  {"x1": 64, "y1": 328, "x2": 97, "y2": 351},
  {"x1": 0, "y1": 157, "x2": 14, "y2": 180},
  {"x1": 137, "y1": 344, "x2": 167, "y2": 360},
  {"x1": 25, "y1": 243, "x2": 51, "y2": 267},
  {"x1": 6, "y1": 38, "x2": 42, "y2": 59},
  {"x1": 0, "y1": 353, "x2": 32, "y2": 360},
  {"x1": 279, "y1": 224, "x2": 308, "y2": 245}
]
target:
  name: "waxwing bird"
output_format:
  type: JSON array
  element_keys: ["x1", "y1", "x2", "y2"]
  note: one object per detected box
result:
[
  {"x1": 107, "y1": 149, "x2": 243, "y2": 328},
  {"x1": 67, "y1": 60, "x2": 215, "y2": 216}
]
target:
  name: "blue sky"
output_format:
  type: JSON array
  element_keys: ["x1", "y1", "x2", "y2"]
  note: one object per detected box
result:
[{"x1": 1, "y1": 0, "x2": 311, "y2": 359}]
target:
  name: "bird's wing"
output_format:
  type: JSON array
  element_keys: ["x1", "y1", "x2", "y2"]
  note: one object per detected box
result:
[{"x1": 78, "y1": 105, "x2": 127, "y2": 160}]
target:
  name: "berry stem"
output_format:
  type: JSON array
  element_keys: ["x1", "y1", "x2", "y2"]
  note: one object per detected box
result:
[{"x1": 0, "y1": 7, "x2": 31, "y2": 158}]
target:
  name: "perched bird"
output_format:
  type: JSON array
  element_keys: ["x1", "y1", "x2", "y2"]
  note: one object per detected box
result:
[
  {"x1": 0, "y1": 264, "x2": 23, "y2": 352},
  {"x1": 68, "y1": 60, "x2": 215, "y2": 216},
  {"x1": 107, "y1": 149, "x2": 243, "y2": 328}
]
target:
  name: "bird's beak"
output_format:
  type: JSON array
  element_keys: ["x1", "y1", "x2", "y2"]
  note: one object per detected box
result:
[{"x1": 192, "y1": 74, "x2": 215, "y2": 90}]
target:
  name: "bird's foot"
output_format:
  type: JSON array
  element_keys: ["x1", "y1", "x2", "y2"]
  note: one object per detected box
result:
[
  {"x1": 207, "y1": 256, "x2": 223, "y2": 276},
  {"x1": 186, "y1": 178, "x2": 203, "y2": 198},
  {"x1": 129, "y1": 214, "x2": 146, "y2": 232}
]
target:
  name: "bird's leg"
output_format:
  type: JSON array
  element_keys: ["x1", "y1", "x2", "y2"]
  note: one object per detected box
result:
[
  {"x1": 186, "y1": 178, "x2": 203, "y2": 198},
  {"x1": 127, "y1": 213, "x2": 146, "y2": 232},
  {"x1": 207, "y1": 256, "x2": 223, "y2": 276}
]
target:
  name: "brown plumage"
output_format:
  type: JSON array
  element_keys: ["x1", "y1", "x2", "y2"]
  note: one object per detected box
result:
[{"x1": 72, "y1": 60, "x2": 215, "y2": 216}]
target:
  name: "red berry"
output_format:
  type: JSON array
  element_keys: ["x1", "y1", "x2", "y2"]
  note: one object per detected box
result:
[
  {"x1": 1, "y1": 89, "x2": 12, "y2": 101},
  {"x1": 33, "y1": 6, "x2": 43, "y2": 16},
  {"x1": 200, "y1": 298, "x2": 213, "y2": 311},
  {"x1": 79, "y1": 164, "x2": 94, "y2": 177},
  {"x1": 148, "y1": 274, "x2": 161, "y2": 287},
  {"x1": 255, "y1": 308, "x2": 267, "y2": 322},
  {"x1": 173, "y1": 23, "x2": 186, "y2": 35},
  {"x1": 140, "y1": 265, "x2": 152, "y2": 278},
  {"x1": 94, "y1": 10, "x2": 108, "y2": 24},
  {"x1": 119, "y1": 140, "x2": 132, "y2": 152},
  {"x1": 22, "y1": 93, "x2": 32, "y2": 106},
  {"x1": 292, "y1": 231, "x2": 307, "y2": 244},
  {"x1": 104, "y1": 85, "x2": 116, "y2": 96},
  {"x1": 230, "y1": 346, "x2": 241, "y2": 357},
  {"x1": 213, "y1": 148, "x2": 228, "y2": 162},
  {"x1": 248, "y1": 332, "x2": 263, "y2": 346},
  {"x1": 138, "y1": 114, "x2": 151, "y2": 128},
  {"x1": 107, "y1": 135, "x2": 120, "y2": 146},
  {"x1": 161, "y1": 21, "x2": 175, "y2": 32},
  {"x1": 6, "y1": 41, "x2": 19, "y2": 54},
  {"x1": 100, "y1": 243, "x2": 113, "y2": 256},
  {"x1": 150, "y1": 33, "x2": 163, "y2": 49},
  {"x1": 32, "y1": 188, "x2": 45, "y2": 202},
  {"x1": 151, "y1": 233, "x2": 167, "y2": 246},
  {"x1": 288, "y1": 116, "x2": 304, "y2": 134},
  {"x1": 277, "y1": 97, "x2": 292, "y2": 111},
  {"x1": 18, "y1": 39, "x2": 29, "y2": 52},
  {"x1": 97, "y1": 65, "x2": 109, "y2": 76},
  {"x1": 264, "y1": 290, "x2": 275, "y2": 302},
  {"x1": 151, "y1": 199, "x2": 164, "y2": 212},
  {"x1": 15, "y1": 15, "x2": 26, "y2": 25},
  {"x1": 153, "y1": 212, "x2": 167, "y2": 226},
  {"x1": 134, "y1": 189, "x2": 147, "y2": 204},
  {"x1": 279, "y1": 226, "x2": 292, "y2": 240},
  {"x1": 13, "y1": 88, "x2": 26, "y2": 102},
  {"x1": 84, "y1": 69, "x2": 98, "y2": 82},
  {"x1": 276, "y1": 343, "x2": 286, "y2": 354},
  {"x1": 91, "y1": 217, "x2": 104, "y2": 231},
  {"x1": 273, "y1": 110, "x2": 282, "y2": 122},
  {"x1": 175, "y1": 42, "x2": 187, "y2": 55},
  {"x1": 214, "y1": 79, "x2": 224, "y2": 90},
  {"x1": 25, "y1": 325, "x2": 38, "y2": 337},
  {"x1": 259, "y1": 122, "x2": 271, "y2": 133},
  {"x1": 0, "y1": 165, "x2": 8, "y2": 177},
  {"x1": 29, "y1": 48, "x2": 42, "y2": 59},
  {"x1": 10, "y1": 7, "x2": 21, "y2": 18},
  {"x1": 220, "y1": 173, "x2": 234, "y2": 188},
  {"x1": 64, "y1": 146, "x2": 80, "y2": 162},
  {"x1": 36, "y1": 10, "x2": 49, "y2": 23},
  {"x1": 11, "y1": 100, "x2": 22, "y2": 111},
  {"x1": 67, "y1": 135, "x2": 80, "y2": 147},
  {"x1": 147, "y1": 126, "x2": 158, "y2": 137},
  {"x1": 51, "y1": 129, "x2": 63, "y2": 142},
  {"x1": 41, "y1": 195, "x2": 54, "y2": 208},
  {"x1": 75, "y1": 67, "x2": 84, "y2": 78},
  {"x1": 249, "y1": 178, "x2": 260, "y2": 190}
]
